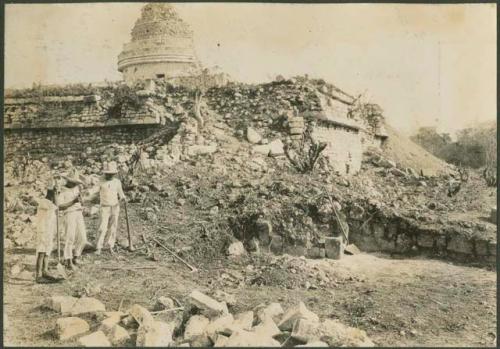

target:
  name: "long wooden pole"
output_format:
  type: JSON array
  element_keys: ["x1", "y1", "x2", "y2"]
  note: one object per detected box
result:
[
  {"x1": 152, "y1": 237, "x2": 198, "y2": 272},
  {"x1": 123, "y1": 200, "x2": 135, "y2": 252}
]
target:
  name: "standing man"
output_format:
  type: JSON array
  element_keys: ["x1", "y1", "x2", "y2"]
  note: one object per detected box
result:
[
  {"x1": 95, "y1": 161, "x2": 126, "y2": 255},
  {"x1": 57, "y1": 170, "x2": 88, "y2": 270},
  {"x1": 34, "y1": 179, "x2": 62, "y2": 283}
]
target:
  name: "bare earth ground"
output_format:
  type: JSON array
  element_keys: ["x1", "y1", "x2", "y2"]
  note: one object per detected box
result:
[{"x1": 3, "y1": 201, "x2": 497, "y2": 347}]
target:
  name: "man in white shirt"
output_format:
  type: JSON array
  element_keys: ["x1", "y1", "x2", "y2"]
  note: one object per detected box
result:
[
  {"x1": 57, "y1": 171, "x2": 88, "y2": 270},
  {"x1": 34, "y1": 180, "x2": 63, "y2": 283},
  {"x1": 96, "y1": 161, "x2": 126, "y2": 255}
]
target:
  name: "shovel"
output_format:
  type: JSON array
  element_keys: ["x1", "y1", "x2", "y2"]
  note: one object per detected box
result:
[
  {"x1": 123, "y1": 200, "x2": 135, "y2": 252},
  {"x1": 55, "y1": 207, "x2": 67, "y2": 279}
]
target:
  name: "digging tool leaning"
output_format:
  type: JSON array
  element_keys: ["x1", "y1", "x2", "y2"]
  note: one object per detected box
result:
[
  {"x1": 330, "y1": 196, "x2": 349, "y2": 245},
  {"x1": 55, "y1": 195, "x2": 67, "y2": 279},
  {"x1": 123, "y1": 199, "x2": 135, "y2": 252},
  {"x1": 152, "y1": 237, "x2": 198, "y2": 273}
]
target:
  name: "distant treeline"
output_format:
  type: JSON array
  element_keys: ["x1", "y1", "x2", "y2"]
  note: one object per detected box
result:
[{"x1": 411, "y1": 125, "x2": 496, "y2": 169}]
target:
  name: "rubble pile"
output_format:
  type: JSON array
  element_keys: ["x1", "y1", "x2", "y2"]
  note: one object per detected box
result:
[{"x1": 45, "y1": 291, "x2": 374, "y2": 347}]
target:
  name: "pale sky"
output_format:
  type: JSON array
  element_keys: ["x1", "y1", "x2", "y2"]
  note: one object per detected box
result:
[{"x1": 5, "y1": 2, "x2": 496, "y2": 134}]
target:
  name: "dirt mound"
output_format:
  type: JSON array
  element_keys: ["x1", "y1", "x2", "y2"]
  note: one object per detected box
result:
[{"x1": 381, "y1": 124, "x2": 452, "y2": 176}]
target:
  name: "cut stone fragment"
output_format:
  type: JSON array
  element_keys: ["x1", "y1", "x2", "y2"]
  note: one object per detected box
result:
[
  {"x1": 184, "y1": 315, "x2": 210, "y2": 341},
  {"x1": 128, "y1": 304, "x2": 154, "y2": 327},
  {"x1": 70, "y1": 297, "x2": 106, "y2": 316},
  {"x1": 233, "y1": 311, "x2": 254, "y2": 330},
  {"x1": 228, "y1": 241, "x2": 246, "y2": 256},
  {"x1": 108, "y1": 325, "x2": 131, "y2": 346},
  {"x1": 136, "y1": 321, "x2": 173, "y2": 347},
  {"x1": 318, "y1": 319, "x2": 375, "y2": 347},
  {"x1": 205, "y1": 314, "x2": 234, "y2": 337},
  {"x1": 188, "y1": 290, "x2": 229, "y2": 318},
  {"x1": 45, "y1": 296, "x2": 78, "y2": 315},
  {"x1": 100, "y1": 314, "x2": 123, "y2": 333},
  {"x1": 155, "y1": 296, "x2": 175, "y2": 310},
  {"x1": 292, "y1": 317, "x2": 321, "y2": 343},
  {"x1": 325, "y1": 236, "x2": 344, "y2": 259},
  {"x1": 278, "y1": 302, "x2": 320, "y2": 331},
  {"x1": 213, "y1": 334, "x2": 229, "y2": 347},
  {"x1": 78, "y1": 331, "x2": 111, "y2": 347},
  {"x1": 252, "y1": 315, "x2": 282, "y2": 338},
  {"x1": 225, "y1": 329, "x2": 281, "y2": 347},
  {"x1": 55, "y1": 317, "x2": 90, "y2": 340},
  {"x1": 255, "y1": 302, "x2": 284, "y2": 323}
]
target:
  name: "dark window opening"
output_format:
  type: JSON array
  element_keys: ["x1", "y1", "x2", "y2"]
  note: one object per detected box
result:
[{"x1": 156, "y1": 74, "x2": 165, "y2": 79}]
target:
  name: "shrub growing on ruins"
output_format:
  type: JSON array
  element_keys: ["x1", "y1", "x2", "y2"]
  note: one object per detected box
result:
[
  {"x1": 103, "y1": 84, "x2": 142, "y2": 118},
  {"x1": 284, "y1": 129, "x2": 327, "y2": 173}
]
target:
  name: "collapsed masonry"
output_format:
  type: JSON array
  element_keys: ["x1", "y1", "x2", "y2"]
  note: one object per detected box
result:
[{"x1": 4, "y1": 76, "x2": 387, "y2": 177}]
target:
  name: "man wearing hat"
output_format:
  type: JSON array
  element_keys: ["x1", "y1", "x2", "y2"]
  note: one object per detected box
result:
[
  {"x1": 57, "y1": 170, "x2": 88, "y2": 270},
  {"x1": 34, "y1": 179, "x2": 63, "y2": 283},
  {"x1": 95, "y1": 161, "x2": 126, "y2": 255}
]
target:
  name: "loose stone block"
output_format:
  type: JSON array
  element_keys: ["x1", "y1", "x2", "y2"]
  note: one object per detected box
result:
[
  {"x1": 78, "y1": 331, "x2": 111, "y2": 347},
  {"x1": 188, "y1": 290, "x2": 229, "y2": 318},
  {"x1": 45, "y1": 296, "x2": 79, "y2": 315},
  {"x1": 325, "y1": 236, "x2": 344, "y2": 259},
  {"x1": 184, "y1": 315, "x2": 210, "y2": 341},
  {"x1": 56, "y1": 317, "x2": 90, "y2": 340},
  {"x1": 278, "y1": 302, "x2": 319, "y2": 331},
  {"x1": 136, "y1": 321, "x2": 173, "y2": 347}
]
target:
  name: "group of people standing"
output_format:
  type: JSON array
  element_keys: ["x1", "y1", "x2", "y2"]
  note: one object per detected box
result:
[{"x1": 34, "y1": 161, "x2": 126, "y2": 284}]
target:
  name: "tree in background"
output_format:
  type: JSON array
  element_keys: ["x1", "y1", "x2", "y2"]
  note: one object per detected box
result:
[{"x1": 411, "y1": 125, "x2": 496, "y2": 171}]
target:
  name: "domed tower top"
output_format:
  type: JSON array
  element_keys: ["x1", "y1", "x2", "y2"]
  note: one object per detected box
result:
[
  {"x1": 118, "y1": 2, "x2": 201, "y2": 84},
  {"x1": 130, "y1": 3, "x2": 193, "y2": 41}
]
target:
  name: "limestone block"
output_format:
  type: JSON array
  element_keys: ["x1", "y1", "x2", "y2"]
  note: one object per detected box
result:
[
  {"x1": 225, "y1": 329, "x2": 281, "y2": 347},
  {"x1": 233, "y1": 311, "x2": 254, "y2": 330},
  {"x1": 252, "y1": 315, "x2": 282, "y2": 338},
  {"x1": 228, "y1": 241, "x2": 246, "y2": 256},
  {"x1": 213, "y1": 334, "x2": 229, "y2": 347},
  {"x1": 290, "y1": 127, "x2": 304, "y2": 135},
  {"x1": 108, "y1": 325, "x2": 130, "y2": 346},
  {"x1": 184, "y1": 315, "x2": 210, "y2": 341},
  {"x1": 188, "y1": 290, "x2": 229, "y2": 319},
  {"x1": 155, "y1": 296, "x2": 175, "y2": 310},
  {"x1": 246, "y1": 127, "x2": 262, "y2": 144},
  {"x1": 205, "y1": 314, "x2": 234, "y2": 337},
  {"x1": 255, "y1": 303, "x2": 284, "y2": 324},
  {"x1": 78, "y1": 331, "x2": 111, "y2": 347},
  {"x1": 70, "y1": 297, "x2": 106, "y2": 316},
  {"x1": 292, "y1": 317, "x2": 321, "y2": 343},
  {"x1": 325, "y1": 237, "x2": 344, "y2": 259},
  {"x1": 56, "y1": 317, "x2": 90, "y2": 340},
  {"x1": 319, "y1": 319, "x2": 374, "y2": 347},
  {"x1": 278, "y1": 302, "x2": 319, "y2": 331},
  {"x1": 128, "y1": 304, "x2": 154, "y2": 327},
  {"x1": 100, "y1": 314, "x2": 122, "y2": 333},
  {"x1": 136, "y1": 321, "x2": 173, "y2": 347},
  {"x1": 447, "y1": 236, "x2": 474, "y2": 255},
  {"x1": 45, "y1": 296, "x2": 78, "y2": 315}
]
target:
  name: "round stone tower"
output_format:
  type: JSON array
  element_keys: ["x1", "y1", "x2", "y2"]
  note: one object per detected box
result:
[{"x1": 118, "y1": 3, "x2": 201, "y2": 84}]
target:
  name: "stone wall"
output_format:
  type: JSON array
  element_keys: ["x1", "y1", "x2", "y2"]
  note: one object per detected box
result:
[
  {"x1": 4, "y1": 94, "x2": 164, "y2": 160},
  {"x1": 4, "y1": 125, "x2": 160, "y2": 159},
  {"x1": 311, "y1": 121, "x2": 363, "y2": 176}
]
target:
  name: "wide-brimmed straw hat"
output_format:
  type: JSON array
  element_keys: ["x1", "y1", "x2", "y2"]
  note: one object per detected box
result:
[{"x1": 103, "y1": 161, "x2": 118, "y2": 174}]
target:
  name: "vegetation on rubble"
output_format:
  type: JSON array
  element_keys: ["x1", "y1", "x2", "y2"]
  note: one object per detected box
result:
[
  {"x1": 102, "y1": 84, "x2": 143, "y2": 118},
  {"x1": 5, "y1": 82, "x2": 102, "y2": 98},
  {"x1": 283, "y1": 129, "x2": 327, "y2": 173}
]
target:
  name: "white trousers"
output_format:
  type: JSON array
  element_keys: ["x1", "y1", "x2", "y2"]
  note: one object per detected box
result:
[
  {"x1": 63, "y1": 210, "x2": 87, "y2": 259},
  {"x1": 96, "y1": 204, "x2": 120, "y2": 250}
]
